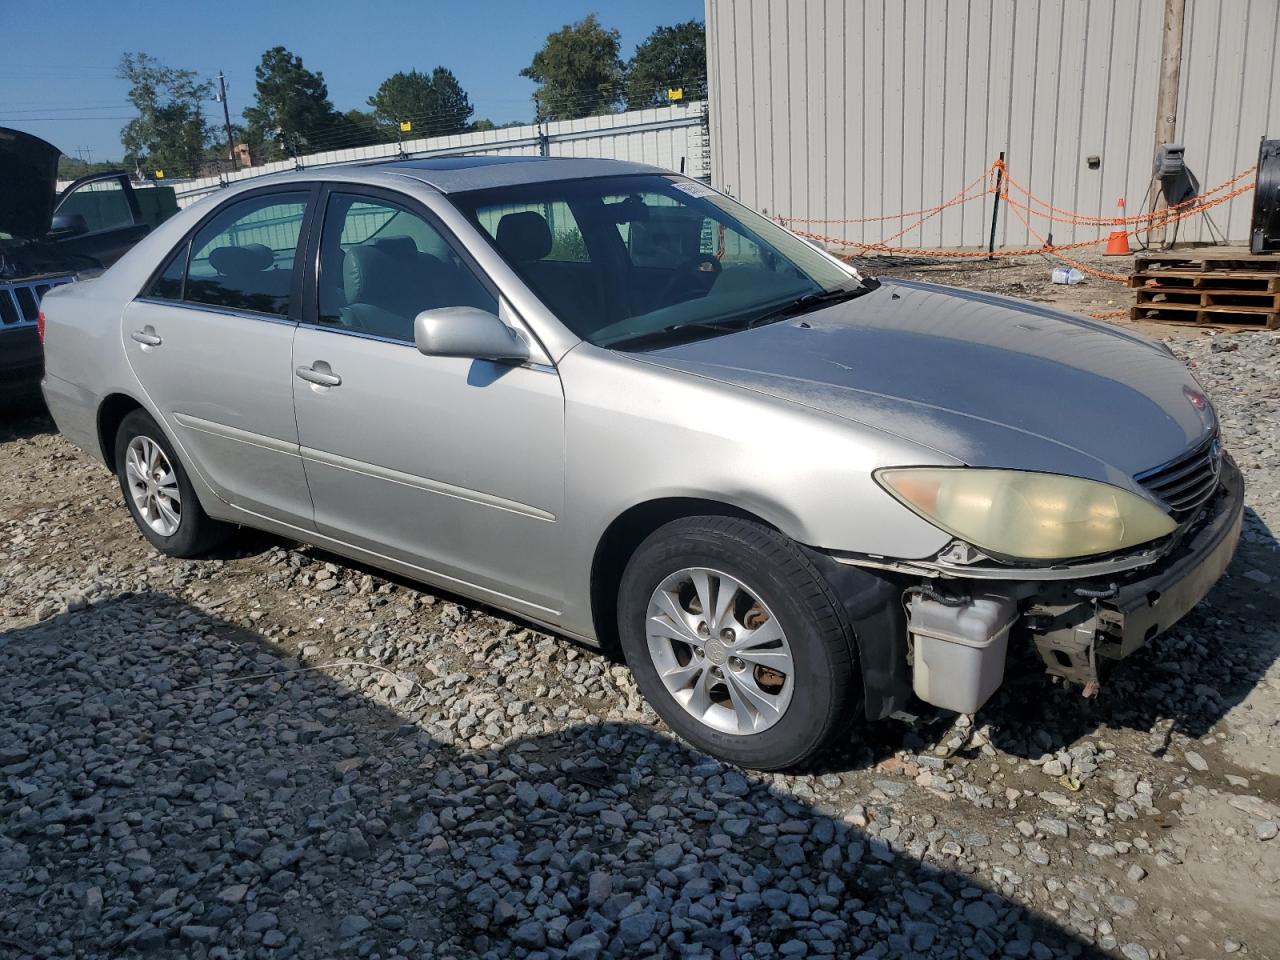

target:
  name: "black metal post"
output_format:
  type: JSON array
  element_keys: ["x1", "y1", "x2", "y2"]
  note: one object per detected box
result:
[{"x1": 987, "y1": 151, "x2": 1005, "y2": 259}]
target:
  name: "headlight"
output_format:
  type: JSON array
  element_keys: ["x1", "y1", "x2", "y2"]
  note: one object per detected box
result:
[{"x1": 875, "y1": 468, "x2": 1177, "y2": 561}]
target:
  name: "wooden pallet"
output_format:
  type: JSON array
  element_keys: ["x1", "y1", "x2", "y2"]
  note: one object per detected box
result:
[{"x1": 1128, "y1": 251, "x2": 1280, "y2": 328}]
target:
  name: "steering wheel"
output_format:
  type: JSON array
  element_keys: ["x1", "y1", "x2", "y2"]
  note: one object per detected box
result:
[{"x1": 657, "y1": 253, "x2": 723, "y2": 306}]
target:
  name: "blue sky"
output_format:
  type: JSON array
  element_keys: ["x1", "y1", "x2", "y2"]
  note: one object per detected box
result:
[{"x1": 0, "y1": 0, "x2": 703, "y2": 162}]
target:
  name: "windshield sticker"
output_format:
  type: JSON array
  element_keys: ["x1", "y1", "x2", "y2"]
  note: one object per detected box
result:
[{"x1": 671, "y1": 180, "x2": 717, "y2": 199}]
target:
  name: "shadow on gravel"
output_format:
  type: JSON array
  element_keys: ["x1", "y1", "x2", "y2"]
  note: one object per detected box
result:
[
  {"x1": 0, "y1": 400, "x2": 54, "y2": 442},
  {"x1": 970, "y1": 505, "x2": 1280, "y2": 764},
  {"x1": 0, "y1": 592, "x2": 1108, "y2": 959}
]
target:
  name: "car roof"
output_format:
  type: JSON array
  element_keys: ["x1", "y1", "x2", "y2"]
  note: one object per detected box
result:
[{"x1": 365, "y1": 155, "x2": 665, "y2": 193}]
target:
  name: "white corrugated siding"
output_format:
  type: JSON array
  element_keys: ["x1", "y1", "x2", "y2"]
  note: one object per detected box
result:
[{"x1": 706, "y1": 0, "x2": 1278, "y2": 247}]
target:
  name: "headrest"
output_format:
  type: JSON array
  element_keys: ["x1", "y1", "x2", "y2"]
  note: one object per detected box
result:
[
  {"x1": 343, "y1": 244, "x2": 397, "y2": 305},
  {"x1": 496, "y1": 211, "x2": 552, "y2": 262},
  {"x1": 208, "y1": 243, "x2": 273, "y2": 275},
  {"x1": 371, "y1": 235, "x2": 419, "y2": 260}
]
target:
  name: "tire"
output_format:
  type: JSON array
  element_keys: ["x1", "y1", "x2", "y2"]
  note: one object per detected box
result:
[
  {"x1": 114, "y1": 409, "x2": 231, "y2": 558},
  {"x1": 617, "y1": 516, "x2": 859, "y2": 770}
]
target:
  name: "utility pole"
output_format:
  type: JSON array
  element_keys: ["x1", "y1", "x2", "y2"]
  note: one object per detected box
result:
[
  {"x1": 216, "y1": 71, "x2": 237, "y2": 170},
  {"x1": 1150, "y1": 0, "x2": 1185, "y2": 247}
]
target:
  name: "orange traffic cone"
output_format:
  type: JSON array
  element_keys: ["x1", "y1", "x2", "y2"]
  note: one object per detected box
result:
[{"x1": 1103, "y1": 197, "x2": 1131, "y2": 256}]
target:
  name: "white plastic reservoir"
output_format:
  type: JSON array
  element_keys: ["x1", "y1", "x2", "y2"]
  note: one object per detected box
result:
[{"x1": 909, "y1": 591, "x2": 1016, "y2": 714}]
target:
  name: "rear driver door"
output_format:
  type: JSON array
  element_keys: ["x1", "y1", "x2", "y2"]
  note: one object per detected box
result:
[{"x1": 124, "y1": 187, "x2": 317, "y2": 528}]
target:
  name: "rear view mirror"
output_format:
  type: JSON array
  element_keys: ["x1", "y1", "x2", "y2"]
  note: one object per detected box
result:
[
  {"x1": 48, "y1": 212, "x2": 88, "y2": 238},
  {"x1": 606, "y1": 194, "x2": 650, "y2": 223},
  {"x1": 413, "y1": 307, "x2": 531, "y2": 363}
]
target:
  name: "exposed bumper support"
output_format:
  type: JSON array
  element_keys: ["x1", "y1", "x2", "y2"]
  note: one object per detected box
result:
[
  {"x1": 817, "y1": 458, "x2": 1244, "y2": 716},
  {"x1": 1027, "y1": 457, "x2": 1243, "y2": 686}
]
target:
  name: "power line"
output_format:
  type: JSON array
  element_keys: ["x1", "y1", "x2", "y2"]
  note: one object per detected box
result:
[
  {"x1": 0, "y1": 104, "x2": 134, "y2": 116},
  {"x1": 0, "y1": 116, "x2": 136, "y2": 123}
]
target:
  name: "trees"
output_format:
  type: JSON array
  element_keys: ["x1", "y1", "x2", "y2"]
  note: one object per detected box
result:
[
  {"x1": 520, "y1": 14, "x2": 623, "y2": 121},
  {"x1": 243, "y1": 46, "x2": 343, "y2": 159},
  {"x1": 367, "y1": 68, "x2": 474, "y2": 137},
  {"x1": 520, "y1": 15, "x2": 707, "y2": 120},
  {"x1": 118, "y1": 53, "x2": 212, "y2": 178},
  {"x1": 57, "y1": 157, "x2": 122, "y2": 180},
  {"x1": 341, "y1": 109, "x2": 385, "y2": 145},
  {"x1": 624, "y1": 20, "x2": 707, "y2": 110}
]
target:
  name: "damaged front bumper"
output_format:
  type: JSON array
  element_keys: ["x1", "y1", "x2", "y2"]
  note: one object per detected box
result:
[
  {"x1": 826, "y1": 457, "x2": 1245, "y2": 716},
  {"x1": 1023, "y1": 456, "x2": 1243, "y2": 689}
]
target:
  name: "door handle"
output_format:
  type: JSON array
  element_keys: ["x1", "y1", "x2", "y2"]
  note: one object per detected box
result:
[
  {"x1": 295, "y1": 364, "x2": 342, "y2": 387},
  {"x1": 130, "y1": 328, "x2": 162, "y2": 346}
]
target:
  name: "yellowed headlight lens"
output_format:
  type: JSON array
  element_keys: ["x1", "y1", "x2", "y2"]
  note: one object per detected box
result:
[{"x1": 876, "y1": 468, "x2": 1177, "y2": 560}]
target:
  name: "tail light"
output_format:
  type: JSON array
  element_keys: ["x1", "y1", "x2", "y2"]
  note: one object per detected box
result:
[{"x1": 37, "y1": 310, "x2": 46, "y2": 344}]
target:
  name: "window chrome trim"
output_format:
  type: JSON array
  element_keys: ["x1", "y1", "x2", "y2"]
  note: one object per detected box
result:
[
  {"x1": 294, "y1": 318, "x2": 558, "y2": 374},
  {"x1": 294, "y1": 320, "x2": 417, "y2": 348},
  {"x1": 132, "y1": 297, "x2": 298, "y2": 327}
]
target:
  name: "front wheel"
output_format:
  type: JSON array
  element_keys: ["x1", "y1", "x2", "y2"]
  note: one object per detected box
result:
[
  {"x1": 617, "y1": 516, "x2": 859, "y2": 770},
  {"x1": 114, "y1": 409, "x2": 231, "y2": 558}
]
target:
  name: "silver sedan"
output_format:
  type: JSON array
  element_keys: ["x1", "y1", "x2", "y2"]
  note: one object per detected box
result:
[{"x1": 40, "y1": 157, "x2": 1243, "y2": 769}]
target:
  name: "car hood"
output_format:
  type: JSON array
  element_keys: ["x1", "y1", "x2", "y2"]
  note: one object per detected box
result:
[
  {"x1": 639, "y1": 279, "x2": 1216, "y2": 486},
  {"x1": 0, "y1": 127, "x2": 60, "y2": 240}
]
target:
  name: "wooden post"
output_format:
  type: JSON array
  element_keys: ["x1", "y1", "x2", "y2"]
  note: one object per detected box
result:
[{"x1": 1150, "y1": 0, "x2": 1185, "y2": 247}]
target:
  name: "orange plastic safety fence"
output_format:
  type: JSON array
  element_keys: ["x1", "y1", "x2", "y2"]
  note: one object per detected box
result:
[
  {"x1": 777, "y1": 165, "x2": 997, "y2": 226},
  {"x1": 1000, "y1": 198, "x2": 1130, "y2": 283},
  {"x1": 792, "y1": 224, "x2": 1104, "y2": 258},
  {"x1": 776, "y1": 156, "x2": 1259, "y2": 294},
  {"x1": 1000, "y1": 165, "x2": 1257, "y2": 227}
]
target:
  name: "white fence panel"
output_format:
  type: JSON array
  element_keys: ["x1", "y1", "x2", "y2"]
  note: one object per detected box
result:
[{"x1": 163, "y1": 102, "x2": 709, "y2": 209}]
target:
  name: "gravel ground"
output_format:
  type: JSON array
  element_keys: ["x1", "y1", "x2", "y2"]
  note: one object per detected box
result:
[{"x1": 1, "y1": 266, "x2": 1278, "y2": 959}]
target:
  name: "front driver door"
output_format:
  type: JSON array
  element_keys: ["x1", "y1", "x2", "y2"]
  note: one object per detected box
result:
[
  {"x1": 124, "y1": 187, "x2": 316, "y2": 528},
  {"x1": 291, "y1": 186, "x2": 565, "y2": 616}
]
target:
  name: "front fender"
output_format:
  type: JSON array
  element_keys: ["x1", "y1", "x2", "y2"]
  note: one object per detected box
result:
[{"x1": 556, "y1": 345, "x2": 954, "y2": 641}]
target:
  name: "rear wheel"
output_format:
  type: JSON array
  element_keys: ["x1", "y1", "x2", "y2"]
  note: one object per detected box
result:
[
  {"x1": 114, "y1": 409, "x2": 231, "y2": 557},
  {"x1": 617, "y1": 516, "x2": 859, "y2": 770}
]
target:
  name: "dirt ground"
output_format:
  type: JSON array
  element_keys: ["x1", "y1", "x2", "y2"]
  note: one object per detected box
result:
[{"x1": 858, "y1": 246, "x2": 1269, "y2": 341}]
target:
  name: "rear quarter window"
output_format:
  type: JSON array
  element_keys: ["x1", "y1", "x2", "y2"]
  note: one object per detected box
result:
[{"x1": 146, "y1": 244, "x2": 188, "y2": 300}]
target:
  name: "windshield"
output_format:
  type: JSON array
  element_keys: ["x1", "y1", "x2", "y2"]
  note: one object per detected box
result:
[{"x1": 450, "y1": 174, "x2": 863, "y2": 348}]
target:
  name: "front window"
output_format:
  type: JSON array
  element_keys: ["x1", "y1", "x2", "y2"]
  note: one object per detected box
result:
[
  {"x1": 316, "y1": 193, "x2": 496, "y2": 343},
  {"x1": 452, "y1": 175, "x2": 864, "y2": 348}
]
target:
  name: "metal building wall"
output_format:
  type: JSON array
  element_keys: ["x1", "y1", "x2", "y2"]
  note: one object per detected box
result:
[{"x1": 705, "y1": 0, "x2": 1280, "y2": 247}]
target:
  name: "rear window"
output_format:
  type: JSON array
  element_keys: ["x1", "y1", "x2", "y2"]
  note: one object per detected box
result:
[{"x1": 183, "y1": 192, "x2": 308, "y2": 317}]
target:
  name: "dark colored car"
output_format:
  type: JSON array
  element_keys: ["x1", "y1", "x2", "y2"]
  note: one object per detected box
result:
[{"x1": 0, "y1": 127, "x2": 175, "y2": 398}]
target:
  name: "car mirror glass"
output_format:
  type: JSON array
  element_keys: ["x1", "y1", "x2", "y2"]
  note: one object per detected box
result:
[{"x1": 49, "y1": 212, "x2": 89, "y2": 238}]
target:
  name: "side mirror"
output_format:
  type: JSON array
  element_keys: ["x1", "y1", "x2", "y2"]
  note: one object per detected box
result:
[
  {"x1": 413, "y1": 306, "x2": 531, "y2": 363},
  {"x1": 49, "y1": 212, "x2": 89, "y2": 238}
]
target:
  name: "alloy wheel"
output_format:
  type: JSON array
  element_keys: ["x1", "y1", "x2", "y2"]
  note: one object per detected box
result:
[
  {"x1": 645, "y1": 566, "x2": 795, "y2": 735},
  {"x1": 124, "y1": 435, "x2": 182, "y2": 537}
]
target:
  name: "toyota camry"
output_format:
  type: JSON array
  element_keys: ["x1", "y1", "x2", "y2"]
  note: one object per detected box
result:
[{"x1": 39, "y1": 156, "x2": 1243, "y2": 769}]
